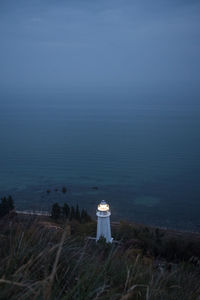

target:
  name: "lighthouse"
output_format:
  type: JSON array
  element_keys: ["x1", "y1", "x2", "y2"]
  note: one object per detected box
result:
[{"x1": 96, "y1": 200, "x2": 113, "y2": 243}]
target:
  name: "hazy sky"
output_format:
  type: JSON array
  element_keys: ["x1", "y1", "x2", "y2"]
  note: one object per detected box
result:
[{"x1": 0, "y1": 0, "x2": 200, "y2": 89}]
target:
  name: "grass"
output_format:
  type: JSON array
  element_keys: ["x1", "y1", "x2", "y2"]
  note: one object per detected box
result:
[{"x1": 0, "y1": 216, "x2": 200, "y2": 299}]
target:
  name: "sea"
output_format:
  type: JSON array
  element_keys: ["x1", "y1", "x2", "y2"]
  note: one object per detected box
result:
[{"x1": 0, "y1": 86, "x2": 200, "y2": 231}]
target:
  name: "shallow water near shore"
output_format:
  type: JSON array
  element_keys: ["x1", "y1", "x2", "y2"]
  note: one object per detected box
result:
[{"x1": 0, "y1": 87, "x2": 200, "y2": 231}]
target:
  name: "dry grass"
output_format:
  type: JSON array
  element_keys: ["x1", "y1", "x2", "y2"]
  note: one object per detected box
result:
[{"x1": 0, "y1": 217, "x2": 200, "y2": 300}]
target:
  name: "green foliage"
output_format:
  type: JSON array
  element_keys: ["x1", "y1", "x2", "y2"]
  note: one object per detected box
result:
[
  {"x1": 80, "y1": 208, "x2": 92, "y2": 223},
  {"x1": 75, "y1": 204, "x2": 81, "y2": 222},
  {"x1": 96, "y1": 236, "x2": 112, "y2": 252},
  {"x1": 114, "y1": 221, "x2": 200, "y2": 263},
  {"x1": 97, "y1": 236, "x2": 107, "y2": 244},
  {"x1": 70, "y1": 206, "x2": 75, "y2": 221},
  {"x1": 51, "y1": 203, "x2": 61, "y2": 220},
  {"x1": 7, "y1": 196, "x2": 14, "y2": 211},
  {"x1": 0, "y1": 195, "x2": 15, "y2": 218},
  {"x1": 51, "y1": 202, "x2": 92, "y2": 224},
  {"x1": 71, "y1": 222, "x2": 96, "y2": 237},
  {"x1": 62, "y1": 203, "x2": 70, "y2": 218}
]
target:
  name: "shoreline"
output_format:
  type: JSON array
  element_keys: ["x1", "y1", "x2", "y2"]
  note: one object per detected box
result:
[{"x1": 1, "y1": 182, "x2": 200, "y2": 233}]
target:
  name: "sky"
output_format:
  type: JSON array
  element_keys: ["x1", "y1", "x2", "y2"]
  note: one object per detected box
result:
[{"x1": 0, "y1": 0, "x2": 200, "y2": 89}]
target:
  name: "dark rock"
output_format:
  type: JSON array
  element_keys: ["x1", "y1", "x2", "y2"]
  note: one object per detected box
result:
[{"x1": 92, "y1": 186, "x2": 98, "y2": 190}]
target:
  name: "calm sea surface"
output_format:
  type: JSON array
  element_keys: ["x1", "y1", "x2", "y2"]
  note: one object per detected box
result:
[{"x1": 0, "y1": 88, "x2": 200, "y2": 230}]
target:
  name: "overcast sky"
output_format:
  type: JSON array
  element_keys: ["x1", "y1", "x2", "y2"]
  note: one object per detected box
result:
[{"x1": 0, "y1": 0, "x2": 200, "y2": 89}]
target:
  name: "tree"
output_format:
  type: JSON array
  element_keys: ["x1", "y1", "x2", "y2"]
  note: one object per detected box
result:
[
  {"x1": 62, "y1": 203, "x2": 70, "y2": 218},
  {"x1": 51, "y1": 203, "x2": 61, "y2": 220},
  {"x1": 0, "y1": 196, "x2": 15, "y2": 218},
  {"x1": 7, "y1": 195, "x2": 14, "y2": 210},
  {"x1": 0, "y1": 197, "x2": 8, "y2": 217},
  {"x1": 70, "y1": 206, "x2": 75, "y2": 221},
  {"x1": 75, "y1": 204, "x2": 81, "y2": 222},
  {"x1": 80, "y1": 208, "x2": 86, "y2": 222},
  {"x1": 80, "y1": 208, "x2": 92, "y2": 223}
]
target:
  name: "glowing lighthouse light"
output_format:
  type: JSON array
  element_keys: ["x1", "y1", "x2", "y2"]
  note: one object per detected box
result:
[{"x1": 96, "y1": 200, "x2": 113, "y2": 243}]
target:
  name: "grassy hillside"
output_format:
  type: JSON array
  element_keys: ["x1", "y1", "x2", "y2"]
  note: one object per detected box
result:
[{"x1": 0, "y1": 214, "x2": 200, "y2": 300}]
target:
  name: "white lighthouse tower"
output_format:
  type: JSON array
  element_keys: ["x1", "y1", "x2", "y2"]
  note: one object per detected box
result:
[{"x1": 96, "y1": 200, "x2": 113, "y2": 243}]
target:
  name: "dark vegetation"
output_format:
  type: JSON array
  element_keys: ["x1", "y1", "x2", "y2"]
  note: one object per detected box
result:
[
  {"x1": 1, "y1": 196, "x2": 200, "y2": 299},
  {"x1": 0, "y1": 195, "x2": 14, "y2": 218},
  {"x1": 113, "y1": 221, "x2": 200, "y2": 263},
  {"x1": 51, "y1": 203, "x2": 92, "y2": 223}
]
